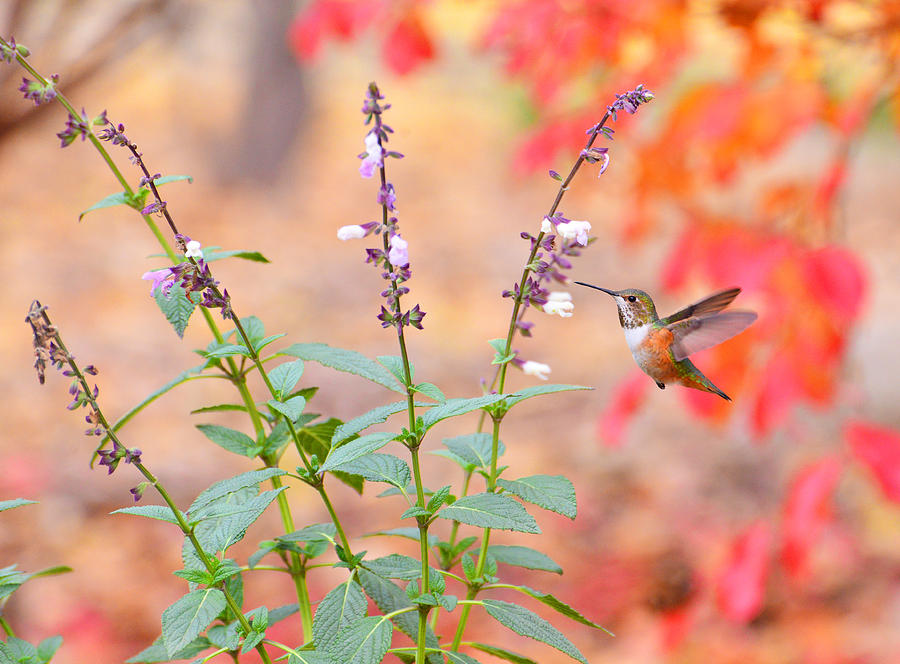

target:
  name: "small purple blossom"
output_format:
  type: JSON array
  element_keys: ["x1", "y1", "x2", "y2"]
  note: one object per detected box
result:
[
  {"x1": 607, "y1": 84, "x2": 654, "y2": 121},
  {"x1": 1, "y1": 37, "x2": 25, "y2": 64},
  {"x1": 388, "y1": 234, "x2": 409, "y2": 267},
  {"x1": 97, "y1": 442, "x2": 142, "y2": 475},
  {"x1": 555, "y1": 220, "x2": 591, "y2": 246},
  {"x1": 338, "y1": 221, "x2": 378, "y2": 241},
  {"x1": 57, "y1": 108, "x2": 90, "y2": 147},
  {"x1": 141, "y1": 268, "x2": 177, "y2": 296},
  {"x1": 18, "y1": 74, "x2": 58, "y2": 106},
  {"x1": 141, "y1": 200, "x2": 167, "y2": 216},
  {"x1": 378, "y1": 183, "x2": 397, "y2": 211},
  {"x1": 359, "y1": 132, "x2": 384, "y2": 178}
]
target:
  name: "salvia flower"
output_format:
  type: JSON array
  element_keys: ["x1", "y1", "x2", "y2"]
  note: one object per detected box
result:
[
  {"x1": 555, "y1": 219, "x2": 591, "y2": 246},
  {"x1": 519, "y1": 360, "x2": 551, "y2": 380},
  {"x1": 141, "y1": 268, "x2": 177, "y2": 296},
  {"x1": 97, "y1": 442, "x2": 142, "y2": 475},
  {"x1": 541, "y1": 218, "x2": 552, "y2": 233},
  {"x1": 184, "y1": 239, "x2": 203, "y2": 259},
  {"x1": 130, "y1": 482, "x2": 149, "y2": 502},
  {"x1": 141, "y1": 200, "x2": 167, "y2": 216},
  {"x1": 18, "y1": 74, "x2": 58, "y2": 106},
  {"x1": 359, "y1": 131, "x2": 384, "y2": 178},
  {"x1": 337, "y1": 222, "x2": 378, "y2": 240},
  {"x1": 57, "y1": 108, "x2": 90, "y2": 148},
  {"x1": 582, "y1": 146, "x2": 610, "y2": 176},
  {"x1": 388, "y1": 234, "x2": 409, "y2": 267},
  {"x1": 543, "y1": 291, "x2": 574, "y2": 317},
  {"x1": 607, "y1": 83, "x2": 654, "y2": 120}
]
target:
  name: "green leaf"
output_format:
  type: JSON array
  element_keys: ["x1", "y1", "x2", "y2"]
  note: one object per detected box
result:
[
  {"x1": 293, "y1": 418, "x2": 340, "y2": 460},
  {"x1": 30, "y1": 565, "x2": 72, "y2": 579},
  {"x1": 468, "y1": 643, "x2": 537, "y2": 664},
  {"x1": 189, "y1": 468, "x2": 286, "y2": 514},
  {"x1": 0, "y1": 498, "x2": 37, "y2": 512},
  {"x1": 0, "y1": 638, "x2": 37, "y2": 664},
  {"x1": 204, "y1": 343, "x2": 252, "y2": 359},
  {"x1": 444, "y1": 651, "x2": 482, "y2": 664},
  {"x1": 196, "y1": 424, "x2": 259, "y2": 457},
  {"x1": 502, "y1": 384, "x2": 592, "y2": 409},
  {"x1": 111, "y1": 505, "x2": 183, "y2": 525},
  {"x1": 437, "y1": 493, "x2": 539, "y2": 534},
  {"x1": 326, "y1": 616, "x2": 392, "y2": 664},
  {"x1": 426, "y1": 485, "x2": 453, "y2": 513},
  {"x1": 363, "y1": 554, "x2": 421, "y2": 580},
  {"x1": 278, "y1": 522, "x2": 337, "y2": 543},
  {"x1": 236, "y1": 316, "x2": 265, "y2": 344},
  {"x1": 488, "y1": 338, "x2": 517, "y2": 365},
  {"x1": 268, "y1": 603, "x2": 300, "y2": 626},
  {"x1": 78, "y1": 191, "x2": 129, "y2": 221},
  {"x1": 268, "y1": 396, "x2": 307, "y2": 422},
  {"x1": 154, "y1": 282, "x2": 197, "y2": 338},
  {"x1": 487, "y1": 545, "x2": 562, "y2": 574},
  {"x1": 332, "y1": 401, "x2": 409, "y2": 445},
  {"x1": 161, "y1": 589, "x2": 227, "y2": 657},
  {"x1": 241, "y1": 627, "x2": 266, "y2": 654},
  {"x1": 362, "y1": 528, "x2": 439, "y2": 547},
  {"x1": 481, "y1": 599, "x2": 587, "y2": 663},
  {"x1": 313, "y1": 579, "x2": 367, "y2": 653},
  {"x1": 268, "y1": 360, "x2": 305, "y2": 399},
  {"x1": 376, "y1": 355, "x2": 411, "y2": 385},
  {"x1": 422, "y1": 395, "x2": 507, "y2": 429},
  {"x1": 443, "y1": 434, "x2": 504, "y2": 469},
  {"x1": 203, "y1": 249, "x2": 271, "y2": 263},
  {"x1": 497, "y1": 475, "x2": 576, "y2": 519},
  {"x1": 501, "y1": 585, "x2": 613, "y2": 635},
  {"x1": 190, "y1": 403, "x2": 247, "y2": 414},
  {"x1": 282, "y1": 343, "x2": 404, "y2": 393},
  {"x1": 330, "y1": 453, "x2": 410, "y2": 491},
  {"x1": 288, "y1": 652, "x2": 337, "y2": 664},
  {"x1": 194, "y1": 488, "x2": 286, "y2": 553},
  {"x1": 254, "y1": 333, "x2": 286, "y2": 353},
  {"x1": 320, "y1": 432, "x2": 397, "y2": 472},
  {"x1": 207, "y1": 623, "x2": 241, "y2": 650},
  {"x1": 152, "y1": 174, "x2": 193, "y2": 187},
  {"x1": 400, "y1": 506, "x2": 430, "y2": 520},
  {"x1": 357, "y1": 570, "x2": 442, "y2": 664},
  {"x1": 37, "y1": 635, "x2": 63, "y2": 662},
  {"x1": 126, "y1": 636, "x2": 212, "y2": 663},
  {"x1": 411, "y1": 382, "x2": 446, "y2": 402}
]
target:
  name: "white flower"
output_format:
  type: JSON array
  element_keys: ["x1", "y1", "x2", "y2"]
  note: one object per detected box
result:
[
  {"x1": 541, "y1": 218, "x2": 552, "y2": 234},
  {"x1": 184, "y1": 240, "x2": 203, "y2": 258},
  {"x1": 388, "y1": 234, "x2": 409, "y2": 267},
  {"x1": 555, "y1": 220, "x2": 591, "y2": 246},
  {"x1": 359, "y1": 132, "x2": 384, "y2": 179},
  {"x1": 521, "y1": 360, "x2": 551, "y2": 380},
  {"x1": 337, "y1": 224, "x2": 367, "y2": 241},
  {"x1": 543, "y1": 291, "x2": 574, "y2": 317}
]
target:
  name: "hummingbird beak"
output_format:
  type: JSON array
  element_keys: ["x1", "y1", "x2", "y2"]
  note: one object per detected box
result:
[{"x1": 574, "y1": 281, "x2": 618, "y2": 297}]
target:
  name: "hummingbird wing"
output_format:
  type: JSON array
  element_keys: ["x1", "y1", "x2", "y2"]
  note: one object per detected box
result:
[
  {"x1": 667, "y1": 311, "x2": 758, "y2": 361},
  {"x1": 659, "y1": 288, "x2": 742, "y2": 326}
]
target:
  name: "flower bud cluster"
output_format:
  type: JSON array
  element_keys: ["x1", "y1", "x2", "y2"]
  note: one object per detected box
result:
[{"x1": 18, "y1": 73, "x2": 58, "y2": 106}]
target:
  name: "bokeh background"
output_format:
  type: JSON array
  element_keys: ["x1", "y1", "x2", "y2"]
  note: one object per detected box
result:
[{"x1": 2, "y1": 1, "x2": 900, "y2": 662}]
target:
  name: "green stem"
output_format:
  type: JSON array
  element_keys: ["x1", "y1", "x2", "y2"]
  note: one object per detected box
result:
[
  {"x1": 317, "y1": 484, "x2": 352, "y2": 554},
  {"x1": 0, "y1": 615, "x2": 14, "y2": 637},
  {"x1": 269, "y1": 474, "x2": 313, "y2": 639}
]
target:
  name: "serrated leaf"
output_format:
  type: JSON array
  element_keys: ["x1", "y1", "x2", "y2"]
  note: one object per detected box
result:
[
  {"x1": 313, "y1": 579, "x2": 367, "y2": 652},
  {"x1": 497, "y1": 475, "x2": 576, "y2": 519},
  {"x1": 293, "y1": 418, "x2": 340, "y2": 460},
  {"x1": 194, "y1": 488, "x2": 286, "y2": 553},
  {"x1": 203, "y1": 248, "x2": 270, "y2": 263},
  {"x1": 412, "y1": 382, "x2": 446, "y2": 402},
  {"x1": 196, "y1": 424, "x2": 259, "y2": 457},
  {"x1": 0, "y1": 499, "x2": 37, "y2": 512},
  {"x1": 502, "y1": 585, "x2": 613, "y2": 634},
  {"x1": 422, "y1": 395, "x2": 507, "y2": 429},
  {"x1": 468, "y1": 643, "x2": 537, "y2": 664},
  {"x1": 268, "y1": 396, "x2": 307, "y2": 422},
  {"x1": 320, "y1": 432, "x2": 397, "y2": 472},
  {"x1": 111, "y1": 505, "x2": 183, "y2": 525},
  {"x1": 207, "y1": 623, "x2": 241, "y2": 650},
  {"x1": 502, "y1": 384, "x2": 592, "y2": 409},
  {"x1": 268, "y1": 360, "x2": 305, "y2": 399},
  {"x1": 376, "y1": 355, "x2": 412, "y2": 385},
  {"x1": 426, "y1": 485, "x2": 453, "y2": 512},
  {"x1": 325, "y1": 616, "x2": 391, "y2": 664},
  {"x1": 437, "y1": 493, "x2": 539, "y2": 534},
  {"x1": 161, "y1": 589, "x2": 227, "y2": 657},
  {"x1": 282, "y1": 343, "x2": 404, "y2": 393},
  {"x1": 364, "y1": 554, "x2": 421, "y2": 580},
  {"x1": 78, "y1": 191, "x2": 129, "y2": 220},
  {"x1": 487, "y1": 545, "x2": 562, "y2": 574},
  {"x1": 190, "y1": 403, "x2": 247, "y2": 414},
  {"x1": 254, "y1": 333, "x2": 286, "y2": 352},
  {"x1": 204, "y1": 343, "x2": 252, "y2": 358},
  {"x1": 481, "y1": 599, "x2": 587, "y2": 663},
  {"x1": 240, "y1": 627, "x2": 266, "y2": 654},
  {"x1": 126, "y1": 636, "x2": 212, "y2": 663},
  {"x1": 329, "y1": 453, "x2": 411, "y2": 490},
  {"x1": 401, "y1": 505, "x2": 430, "y2": 519},
  {"x1": 1, "y1": 638, "x2": 36, "y2": 663},
  {"x1": 279, "y1": 522, "x2": 337, "y2": 543},
  {"x1": 154, "y1": 282, "x2": 197, "y2": 338},
  {"x1": 443, "y1": 434, "x2": 505, "y2": 469},
  {"x1": 444, "y1": 651, "x2": 482, "y2": 664},
  {"x1": 356, "y1": 570, "x2": 442, "y2": 664},
  {"x1": 363, "y1": 528, "x2": 439, "y2": 547},
  {"x1": 189, "y1": 468, "x2": 286, "y2": 514},
  {"x1": 332, "y1": 402, "x2": 409, "y2": 445},
  {"x1": 288, "y1": 652, "x2": 338, "y2": 664}
]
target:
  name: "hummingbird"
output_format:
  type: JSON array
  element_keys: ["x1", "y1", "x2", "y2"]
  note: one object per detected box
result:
[{"x1": 574, "y1": 283, "x2": 757, "y2": 401}]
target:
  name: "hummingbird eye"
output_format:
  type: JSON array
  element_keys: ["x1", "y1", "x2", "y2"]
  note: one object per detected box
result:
[{"x1": 627, "y1": 295, "x2": 637, "y2": 302}]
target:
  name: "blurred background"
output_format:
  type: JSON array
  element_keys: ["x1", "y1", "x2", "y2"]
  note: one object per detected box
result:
[{"x1": 2, "y1": 0, "x2": 900, "y2": 662}]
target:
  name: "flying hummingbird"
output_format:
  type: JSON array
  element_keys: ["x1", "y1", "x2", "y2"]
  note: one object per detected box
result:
[{"x1": 574, "y1": 283, "x2": 757, "y2": 401}]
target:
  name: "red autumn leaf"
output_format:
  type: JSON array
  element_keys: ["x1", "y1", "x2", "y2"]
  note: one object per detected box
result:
[
  {"x1": 382, "y1": 10, "x2": 435, "y2": 76},
  {"x1": 596, "y1": 370, "x2": 649, "y2": 447},
  {"x1": 716, "y1": 520, "x2": 772, "y2": 623},
  {"x1": 846, "y1": 420, "x2": 900, "y2": 503},
  {"x1": 659, "y1": 604, "x2": 697, "y2": 653},
  {"x1": 781, "y1": 456, "x2": 842, "y2": 579},
  {"x1": 288, "y1": 0, "x2": 375, "y2": 60},
  {"x1": 802, "y1": 246, "x2": 866, "y2": 324}
]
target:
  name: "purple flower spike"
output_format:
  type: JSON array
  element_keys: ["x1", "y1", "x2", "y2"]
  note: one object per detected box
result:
[{"x1": 18, "y1": 73, "x2": 59, "y2": 106}]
